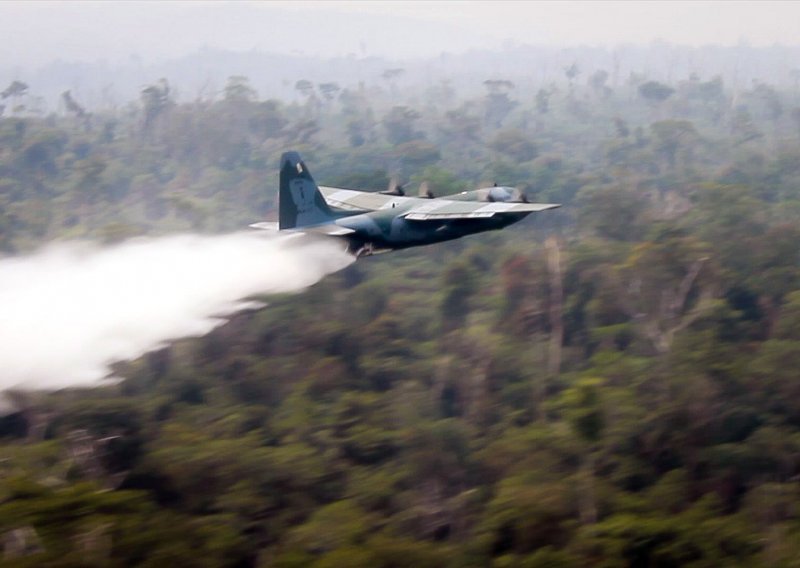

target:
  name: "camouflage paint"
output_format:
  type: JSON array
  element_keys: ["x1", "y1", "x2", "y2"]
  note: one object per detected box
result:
[{"x1": 273, "y1": 152, "x2": 559, "y2": 256}]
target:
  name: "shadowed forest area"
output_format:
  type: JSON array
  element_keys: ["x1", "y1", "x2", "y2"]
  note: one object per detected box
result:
[{"x1": 2, "y1": 46, "x2": 800, "y2": 567}]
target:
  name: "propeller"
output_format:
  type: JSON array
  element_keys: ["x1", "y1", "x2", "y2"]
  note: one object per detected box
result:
[
  {"x1": 381, "y1": 175, "x2": 405, "y2": 196},
  {"x1": 418, "y1": 181, "x2": 434, "y2": 199},
  {"x1": 510, "y1": 188, "x2": 529, "y2": 203}
]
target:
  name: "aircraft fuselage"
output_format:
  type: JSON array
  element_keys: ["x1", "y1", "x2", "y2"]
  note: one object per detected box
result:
[
  {"x1": 260, "y1": 151, "x2": 559, "y2": 258},
  {"x1": 334, "y1": 205, "x2": 529, "y2": 253}
]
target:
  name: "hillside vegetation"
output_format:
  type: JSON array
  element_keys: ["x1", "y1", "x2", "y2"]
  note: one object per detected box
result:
[{"x1": 2, "y1": 68, "x2": 800, "y2": 566}]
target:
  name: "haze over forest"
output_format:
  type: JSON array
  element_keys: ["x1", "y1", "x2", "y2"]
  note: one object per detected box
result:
[
  {"x1": 3, "y1": 2, "x2": 800, "y2": 566},
  {"x1": 3, "y1": 1, "x2": 800, "y2": 110}
]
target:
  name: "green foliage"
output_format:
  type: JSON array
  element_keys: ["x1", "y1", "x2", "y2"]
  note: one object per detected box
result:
[
  {"x1": 383, "y1": 106, "x2": 423, "y2": 145},
  {"x1": 638, "y1": 81, "x2": 675, "y2": 103},
  {"x1": 576, "y1": 184, "x2": 648, "y2": 241},
  {"x1": 441, "y1": 259, "x2": 480, "y2": 330},
  {"x1": 3, "y1": 64, "x2": 800, "y2": 567},
  {"x1": 559, "y1": 378, "x2": 606, "y2": 444},
  {"x1": 410, "y1": 165, "x2": 468, "y2": 196},
  {"x1": 490, "y1": 129, "x2": 538, "y2": 163}
]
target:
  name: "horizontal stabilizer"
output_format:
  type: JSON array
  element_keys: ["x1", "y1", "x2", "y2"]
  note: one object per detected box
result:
[
  {"x1": 250, "y1": 220, "x2": 353, "y2": 237},
  {"x1": 286, "y1": 224, "x2": 356, "y2": 237},
  {"x1": 249, "y1": 221, "x2": 279, "y2": 231}
]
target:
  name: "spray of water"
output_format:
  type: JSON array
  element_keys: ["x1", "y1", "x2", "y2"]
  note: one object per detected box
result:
[{"x1": 0, "y1": 232, "x2": 353, "y2": 394}]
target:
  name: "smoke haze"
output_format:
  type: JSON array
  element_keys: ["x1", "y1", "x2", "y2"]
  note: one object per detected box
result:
[{"x1": 0, "y1": 232, "x2": 353, "y2": 392}]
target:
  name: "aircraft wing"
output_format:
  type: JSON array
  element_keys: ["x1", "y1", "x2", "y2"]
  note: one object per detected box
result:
[
  {"x1": 318, "y1": 185, "x2": 560, "y2": 219},
  {"x1": 402, "y1": 200, "x2": 560, "y2": 220},
  {"x1": 319, "y1": 186, "x2": 419, "y2": 211}
]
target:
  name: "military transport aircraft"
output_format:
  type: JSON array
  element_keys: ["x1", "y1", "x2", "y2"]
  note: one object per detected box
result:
[{"x1": 251, "y1": 151, "x2": 560, "y2": 257}]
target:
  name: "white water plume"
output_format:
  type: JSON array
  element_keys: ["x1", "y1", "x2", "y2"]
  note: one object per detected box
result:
[{"x1": 0, "y1": 232, "x2": 353, "y2": 393}]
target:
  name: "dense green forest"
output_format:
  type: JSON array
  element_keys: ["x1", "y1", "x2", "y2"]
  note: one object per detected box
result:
[{"x1": 2, "y1": 67, "x2": 800, "y2": 567}]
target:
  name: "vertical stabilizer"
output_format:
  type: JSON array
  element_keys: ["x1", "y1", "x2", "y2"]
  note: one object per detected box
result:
[{"x1": 279, "y1": 152, "x2": 336, "y2": 230}]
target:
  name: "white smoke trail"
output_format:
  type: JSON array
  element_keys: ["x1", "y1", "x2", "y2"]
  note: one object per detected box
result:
[{"x1": 0, "y1": 232, "x2": 353, "y2": 392}]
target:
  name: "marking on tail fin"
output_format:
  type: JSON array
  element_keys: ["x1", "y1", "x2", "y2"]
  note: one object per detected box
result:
[
  {"x1": 290, "y1": 178, "x2": 316, "y2": 214},
  {"x1": 279, "y1": 151, "x2": 336, "y2": 230}
]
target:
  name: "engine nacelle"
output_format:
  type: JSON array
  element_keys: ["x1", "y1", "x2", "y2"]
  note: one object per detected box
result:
[{"x1": 452, "y1": 186, "x2": 528, "y2": 203}]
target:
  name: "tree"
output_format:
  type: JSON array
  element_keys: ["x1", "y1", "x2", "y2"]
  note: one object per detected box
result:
[
  {"x1": 73, "y1": 155, "x2": 108, "y2": 216},
  {"x1": 61, "y1": 90, "x2": 87, "y2": 120},
  {"x1": 140, "y1": 78, "x2": 172, "y2": 133},
  {"x1": 751, "y1": 83, "x2": 783, "y2": 144},
  {"x1": 285, "y1": 501, "x2": 372, "y2": 555},
  {"x1": 535, "y1": 88, "x2": 551, "y2": 115},
  {"x1": 318, "y1": 82, "x2": 340, "y2": 103},
  {"x1": 223, "y1": 75, "x2": 257, "y2": 103},
  {"x1": 489, "y1": 129, "x2": 538, "y2": 162},
  {"x1": 1, "y1": 80, "x2": 29, "y2": 114},
  {"x1": 650, "y1": 119, "x2": 697, "y2": 171},
  {"x1": 1, "y1": 80, "x2": 28, "y2": 99},
  {"x1": 752, "y1": 83, "x2": 783, "y2": 123},
  {"x1": 575, "y1": 184, "x2": 648, "y2": 241},
  {"x1": 381, "y1": 68, "x2": 404, "y2": 99},
  {"x1": 589, "y1": 70, "x2": 610, "y2": 98},
  {"x1": 18, "y1": 129, "x2": 68, "y2": 177},
  {"x1": 483, "y1": 80, "x2": 517, "y2": 128},
  {"x1": 730, "y1": 107, "x2": 763, "y2": 145},
  {"x1": 441, "y1": 260, "x2": 480, "y2": 331},
  {"x1": 619, "y1": 228, "x2": 717, "y2": 353},
  {"x1": 294, "y1": 79, "x2": 314, "y2": 98},
  {"x1": 248, "y1": 100, "x2": 288, "y2": 140},
  {"x1": 498, "y1": 254, "x2": 546, "y2": 337},
  {"x1": 560, "y1": 377, "x2": 606, "y2": 524},
  {"x1": 688, "y1": 183, "x2": 766, "y2": 280},
  {"x1": 546, "y1": 237, "x2": 564, "y2": 377},
  {"x1": 383, "y1": 106, "x2": 422, "y2": 145},
  {"x1": 477, "y1": 476, "x2": 574, "y2": 555},
  {"x1": 439, "y1": 106, "x2": 482, "y2": 143},
  {"x1": 564, "y1": 63, "x2": 580, "y2": 91},
  {"x1": 3, "y1": 48, "x2": 800, "y2": 568},
  {"x1": 638, "y1": 80, "x2": 675, "y2": 104}
]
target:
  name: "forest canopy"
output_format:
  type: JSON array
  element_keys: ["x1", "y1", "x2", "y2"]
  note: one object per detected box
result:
[{"x1": 2, "y1": 47, "x2": 800, "y2": 567}]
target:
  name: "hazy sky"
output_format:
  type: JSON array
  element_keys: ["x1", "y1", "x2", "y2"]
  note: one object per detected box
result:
[{"x1": 2, "y1": 1, "x2": 800, "y2": 68}]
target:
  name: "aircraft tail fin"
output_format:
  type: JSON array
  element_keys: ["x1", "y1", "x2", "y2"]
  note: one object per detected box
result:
[{"x1": 279, "y1": 151, "x2": 337, "y2": 230}]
